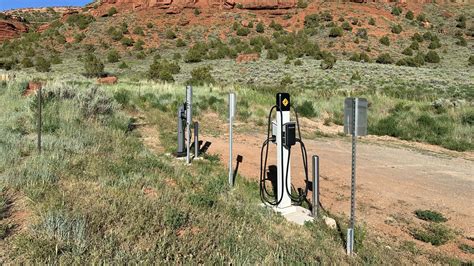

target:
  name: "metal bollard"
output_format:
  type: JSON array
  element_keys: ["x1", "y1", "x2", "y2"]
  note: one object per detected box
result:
[
  {"x1": 194, "y1": 122, "x2": 199, "y2": 158},
  {"x1": 186, "y1": 86, "x2": 192, "y2": 164},
  {"x1": 228, "y1": 92, "x2": 236, "y2": 186},
  {"x1": 312, "y1": 155, "x2": 319, "y2": 218}
]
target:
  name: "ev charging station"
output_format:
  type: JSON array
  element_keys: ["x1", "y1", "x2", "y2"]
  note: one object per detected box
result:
[
  {"x1": 260, "y1": 93, "x2": 313, "y2": 224},
  {"x1": 176, "y1": 85, "x2": 199, "y2": 163}
]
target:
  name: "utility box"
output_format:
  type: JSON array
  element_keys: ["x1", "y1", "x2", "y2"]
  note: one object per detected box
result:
[{"x1": 344, "y1": 98, "x2": 368, "y2": 136}]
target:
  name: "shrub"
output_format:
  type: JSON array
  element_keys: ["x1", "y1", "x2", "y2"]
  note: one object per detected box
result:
[
  {"x1": 342, "y1": 21, "x2": 352, "y2": 31},
  {"x1": 455, "y1": 36, "x2": 467, "y2": 46},
  {"x1": 329, "y1": 27, "x2": 343, "y2": 37},
  {"x1": 236, "y1": 27, "x2": 250, "y2": 36},
  {"x1": 320, "y1": 11, "x2": 333, "y2": 21},
  {"x1": 405, "y1": 10, "x2": 414, "y2": 20},
  {"x1": 412, "y1": 32, "x2": 423, "y2": 42},
  {"x1": 391, "y1": 24, "x2": 403, "y2": 34},
  {"x1": 176, "y1": 38, "x2": 186, "y2": 47},
  {"x1": 320, "y1": 51, "x2": 336, "y2": 69},
  {"x1": 415, "y1": 210, "x2": 447, "y2": 223},
  {"x1": 391, "y1": 6, "x2": 402, "y2": 16},
  {"x1": 66, "y1": 14, "x2": 95, "y2": 30},
  {"x1": 298, "y1": 100, "x2": 317, "y2": 117},
  {"x1": 107, "y1": 7, "x2": 117, "y2": 17},
  {"x1": 107, "y1": 50, "x2": 120, "y2": 63},
  {"x1": 133, "y1": 26, "x2": 145, "y2": 36},
  {"x1": 425, "y1": 51, "x2": 440, "y2": 63},
  {"x1": 21, "y1": 57, "x2": 34, "y2": 68},
  {"x1": 77, "y1": 87, "x2": 115, "y2": 118},
  {"x1": 164, "y1": 208, "x2": 188, "y2": 230},
  {"x1": 294, "y1": 59, "x2": 303, "y2": 66},
  {"x1": 121, "y1": 37, "x2": 134, "y2": 46},
  {"x1": 402, "y1": 47, "x2": 413, "y2": 56},
  {"x1": 148, "y1": 59, "x2": 180, "y2": 82},
  {"x1": 184, "y1": 43, "x2": 208, "y2": 63},
  {"x1": 134, "y1": 39, "x2": 145, "y2": 51},
  {"x1": 136, "y1": 51, "x2": 146, "y2": 59},
  {"x1": 267, "y1": 49, "x2": 279, "y2": 60},
  {"x1": 416, "y1": 13, "x2": 427, "y2": 22},
  {"x1": 194, "y1": 8, "x2": 201, "y2": 16},
  {"x1": 165, "y1": 29, "x2": 177, "y2": 39},
  {"x1": 74, "y1": 33, "x2": 86, "y2": 43},
  {"x1": 359, "y1": 52, "x2": 370, "y2": 62},
  {"x1": 368, "y1": 17, "x2": 376, "y2": 26},
  {"x1": 413, "y1": 52, "x2": 425, "y2": 66},
  {"x1": 119, "y1": 62, "x2": 129, "y2": 69},
  {"x1": 411, "y1": 223, "x2": 454, "y2": 246},
  {"x1": 187, "y1": 66, "x2": 215, "y2": 86},
  {"x1": 304, "y1": 14, "x2": 320, "y2": 28},
  {"x1": 356, "y1": 28, "x2": 368, "y2": 40},
  {"x1": 147, "y1": 22, "x2": 153, "y2": 29},
  {"x1": 456, "y1": 15, "x2": 466, "y2": 29},
  {"x1": 83, "y1": 54, "x2": 104, "y2": 77},
  {"x1": 270, "y1": 20, "x2": 283, "y2": 31},
  {"x1": 109, "y1": 28, "x2": 123, "y2": 41},
  {"x1": 50, "y1": 54, "x2": 62, "y2": 65},
  {"x1": 428, "y1": 39, "x2": 441, "y2": 49},
  {"x1": 256, "y1": 22, "x2": 265, "y2": 33},
  {"x1": 409, "y1": 41, "x2": 419, "y2": 50},
  {"x1": 379, "y1": 35, "x2": 390, "y2": 46},
  {"x1": 376, "y1": 53, "x2": 393, "y2": 64},
  {"x1": 35, "y1": 57, "x2": 51, "y2": 72},
  {"x1": 469, "y1": 55, "x2": 474, "y2": 66},
  {"x1": 297, "y1": 0, "x2": 308, "y2": 8},
  {"x1": 280, "y1": 75, "x2": 293, "y2": 86}
]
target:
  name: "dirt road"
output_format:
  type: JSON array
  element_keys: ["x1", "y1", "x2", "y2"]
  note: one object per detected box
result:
[{"x1": 204, "y1": 131, "x2": 474, "y2": 258}]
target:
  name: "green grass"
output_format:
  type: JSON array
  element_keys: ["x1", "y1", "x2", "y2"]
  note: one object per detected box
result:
[
  {"x1": 411, "y1": 223, "x2": 455, "y2": 246},
  {"x1": 459, "y1": 243, "x2": 474, "y2": 254}
]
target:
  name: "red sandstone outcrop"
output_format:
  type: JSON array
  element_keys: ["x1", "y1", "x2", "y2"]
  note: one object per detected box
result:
[
  {"x1": 0, "y1": 19, "x2": 28, "y2": 42},
  {"x1": 97, "y1": 76, "x2": 119, "y2": 85},
  {"x1": 236, "y1": 53, "x2": 260, "y2": 63}
]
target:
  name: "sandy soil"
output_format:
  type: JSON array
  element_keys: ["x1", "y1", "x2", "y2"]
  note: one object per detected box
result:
[{"x1": 203, "y1": 130, "x2": 474, "y2": 259}]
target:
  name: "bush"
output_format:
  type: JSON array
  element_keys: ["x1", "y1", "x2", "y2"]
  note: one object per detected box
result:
[
  {"x1": 109, "y1": 28, "x2": 123, "y2": 41},
  {"x1": 320, "y1": 51, "x2": 336, "y2": 69},
  {"x1": 267, "y1": 49, "x2": 279, "y2": 60},
  {"x1": 424, "y1": 51, "x2": 440, "y2": 63},
  {"x1": 391, "y1": 24, "x2": 403, "y2": 34},
  {"x1": 148, "y1": 59, "x2": 180, "y2": 82},
  {"x1": 134, "y1": 39, "x2": 145, "y2": 51},
  {"x1": 297, "y1": 0, "x2": 308, "y2": 8},
  {"x1": 329, "y1": 27, "x2": 343, "y2": 37},
  {"x1": 304, "y1": 14, "x2": 319, "y2": 28},
  {"x1": 411, "y1": 223, "x2": 454, "y2": 246},
  {"x1": 298, "y1": 100, "x2": 317, "y2": 117},
  {"x1": 133, "y1": 26, "x2": 145, "y2": 36},
  {"x1": 405, "y1": 10, "x2": 414, "y2": 20},
  {"x1": 66, "y1": 14, "x2": 95, "y2": 30},
  {"x1": 402, "y1": 47, "x2": 413, "y2": 56},
  {"x1": 456, "y1": 15, "x2": 466, "y2": 29},
  {"x1": 356, "y1": 28, "x2": 368, "y2": 40},
  {"x1": 320, "y1": 11, "x2": 333, "y2": 21},
  {"x1": 455, "y1": 36, "x2": 467, "y2": 46},
  {"x1": 21, "y1": 57, "x2": 34, "y2": 68},
  {"x1": 77, "y1": 87, "x2": 115, "y2": 118},
  {"x1": 236, "y1": 27, "x2": 250, "y2": 36},
  {"x1": 428, "y1": 39, "x2": 441, "y2": 49},
  {"x1": 35, "y1": 57, "x2": 51, "y2": 72},
  {"x1": 412, "y1": 32, "x2": 423, "y2": 42},
  {"x1": 294, "y1": 59, "x2": 302, "y2": 66},
  {"x1": 415, "y1": 210, "x2": 447, "y2": 223},
  {"x1": 469, "y1": 55, "x2": 474, "y2": 66},
  {"x1": 165, "y1": 29, "x2": 177, "y2": 39},
  {"x1": 184, "y1": 43, "x2": 208, "y2": 63},
  {"x1": 119, "y1": 62, "x2": 129, "y2": 69},
  {"x1": 376, "y1": 53, "x2": 393, "y2": 64},
  {"x1": 121, "y1": 37, "x2": 134, "y2": 47},
  {"x1": 187, "y1": 66, "x2": 215, "y2": 86},
  {"x1": 379, "y1": 36, "x2": 390, "y2": 46},
  {"x1": 147, "y1": 22, "x2": 153, "y2": 29},
  {"x1": 416, "y1": 13, "x2": 427, "y2": 22},
  {"x1": 194, "y1": 8, "x2": 201, "y2": 16},
  {"x1": 107, "y1": 50, "x2": 120, "y2": 63},
  {"x1": 270, "y1": 20, "x2": 283, "y2": 31},
  {"x1": 391, "y1": 6, "x2": 402, "y2": 16},
  {"x1": 342, "y1": 21, "x2": 352, "y2": 31},
  {"x1": 409, "y1": 41, "x2": 419, "y2": 50},
  {"x1": 368, "y1": 17, "x2": 376, "y2": 26},
  {"x1": 107, "y1": 7, "x2": 117, "y2": 17},
  {"x1": 176, "y1": 38, "x2": 186, "y2": 47},
  {"x1": 84, "y1": 53, "x2": 104, "y2": 77},
  {"x1": 256, "y1": 22, "x2": 265, "y2": 33},
  {"x1": 74, "y1": 33, "x2": 86, "y2": 43}
]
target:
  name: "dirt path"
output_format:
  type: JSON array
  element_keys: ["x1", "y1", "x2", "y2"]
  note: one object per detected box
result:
[{"x1": 204, "y1": 131, "x2": 474, "y2": 259}]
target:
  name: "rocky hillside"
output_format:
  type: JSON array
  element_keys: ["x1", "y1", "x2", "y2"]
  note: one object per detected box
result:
[{"x1": 0, "y1": 16, "x2": 28, "y2": 42}]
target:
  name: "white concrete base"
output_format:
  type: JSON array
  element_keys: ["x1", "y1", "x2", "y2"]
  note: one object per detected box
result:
[{"x1": 262, "y1": 204, "x2": 314, "y2": 225}]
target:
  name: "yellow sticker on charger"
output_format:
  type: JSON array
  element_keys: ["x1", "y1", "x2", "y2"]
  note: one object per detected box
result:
[{"x1": 282, "y1": 98, "x2": 289, "y2": 106}]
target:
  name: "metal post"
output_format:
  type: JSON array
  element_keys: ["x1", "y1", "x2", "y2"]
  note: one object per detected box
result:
[
  {"x1": 194, "y1": 122, "x2": 199, "y2": 158},
  {"x1": 177, "y1": 105, "x2": 185, "y2": 156},
  {"x1": 228, "y1": 92, "x2": 236, "y2": 186},
  {"x1": 347, "y1": 98, "x2": 358, "y2": 255},
  {"x1": 186, "y1": 86, "x2": 192, "y2": 164},
  {"x1": 312, "y1": 155, "x2": 320, "y2": 217},
  {"x1": 37, "y1": 86, "x2": 42, "y2": 154}
]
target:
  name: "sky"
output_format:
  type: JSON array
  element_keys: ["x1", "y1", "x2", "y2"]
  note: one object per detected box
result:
[{"x1": 0, "y1": 0, "x2": 91, "y2": 11}]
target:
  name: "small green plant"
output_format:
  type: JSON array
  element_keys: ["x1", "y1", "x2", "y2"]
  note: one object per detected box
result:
[
  {"x1": 379, "y1": 35, "x2": 390, "y2": 46},
  {"x1": 456, "y1": 15, "x2": 466, "y2": 29},
  {"x1": 402, "y1": 47, "x2": 413, "y2": 56},
  {"x1": 148, "y1": 59, "x2": 180, "y2": 82},
  {"x1": 84, "y1": 53, "x2": 104, "y2": 77},
  {"x1": 459, "y1": 244, "x2": 474, "y2": 254},
  {"x1": 147, "y1": 22, "x2": 153, "y2": 29},
  {"x1": 342, "y1": 21, "x2": 352, "y2": 31},
  {"x1": 107, "y1": 50, "x2": 120, "y2": 63},
  {"x1": 415, "y1": 210, "x2": 447, "y2": 222},
  {"x1": 320, "y1": 51, "x2": 336, "y2": 69},
  {"x1": 270, "y1": 20, "x2": 283, "y2": 31},
  {"x1": 133, "y1": 26, "x2": 145, "y2": 36},
  {"x1": 391, "y1": 24, "x2": 403, "y2": 34},
  {"x1": 236, "y1": 27, "x2": 250, "y2": 36},
  {"x1": 35, "y1": 56, "x2": 51, "y2": 72},
  {"x1": 425, "y1": 51, "x2": 440, "y2": 63},
  {"x1": 356, "y1": 28, "x2": 368, "y2": 40},
  {"x1": 118, "y1": 61, "x2": 129, "y2": 69},
  {"x1": 266, "y1": 49, "x2": 278, "y2": 60},
  {"x1": 368, "y1": 17, "x2": 376, "y2": 26},
  {"x1": 376, "y1": 53, "x2": 394, "y2": 64},
  {"x1": 409, "y1": 41, "x2": 419, "y2": 50},
  {"x1": 455, "y1": 36, "x2": 467, "y2": 46},
  {"x1": 121, "y1": 37, "x2": 134, "y2": 47},
  {"x1": 164, "y1": 208, "x2": 188, "y2": 230},
  {"x1": 391, "y1": 6, "x2": 402, "y2": 16},
  {"x1": 329, "y1": 27, "x2": 343, "y2": 37},
  {"x1": 176, "y1": 38, "x2": 186, "y2": 47},
  {"x1": 194, "y1": 8, "x2": 201, "y2": 16},
  {"x1": 469, "y1": 55, "x2": 474, "y2": 66},
  {"x1": 297, "y1": 100, "x2": 317, "y2": 117},
  {"x1": 280, "y1": 75, "x2": 293, "y2": 86},
  {"x1": 165, "y1": 29, "x2": 177, "y2": 39},
  {"x1": 256, "y1": 22, "x2": 265, "y2": 33},
  {"x1": 187, "y1": 66, "x2": 215, "y2": 86},
  {"x1": 297, "y1": 0, "x2": 308, "y2": 8},
  {"x1": 405, "y1": 10, "x2": 414, "y2": 20},
  {"x1": 21, "y1": 57, "x2": 34, "y2": 68},
  {"x1": 107, "y1": 7, "x2": 117, "y2": 17},
  {"x1": 411, "y1": 223, "x2": 454, "y2": 246}
]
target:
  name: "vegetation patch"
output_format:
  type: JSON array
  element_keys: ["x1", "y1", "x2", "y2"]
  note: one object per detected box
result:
[{"x1": 414, "y1": 210, "x2": 447, "y2": 223}]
